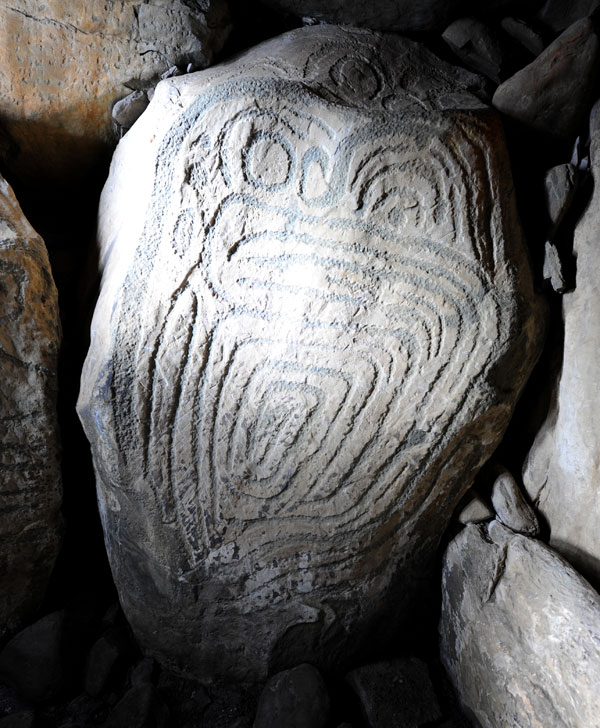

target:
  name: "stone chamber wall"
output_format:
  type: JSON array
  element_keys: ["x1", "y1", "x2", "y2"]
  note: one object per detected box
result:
[{"x1": 1, "y1": 0, "x2": 600, "y2": 726}]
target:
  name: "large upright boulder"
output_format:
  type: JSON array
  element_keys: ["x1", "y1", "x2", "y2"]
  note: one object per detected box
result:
[
  {"x1": 523, "y1": 100, "x2": 600, "y2": 586},
  {"x1": 0, "y1": 174, "x2": 62, "y2": 640},
  {"x1": 0, "y1": 0, "x2": 230, "y2": 186},
  {"x1": 78, "y1": 25, "x2": 542, "y2": 681}
]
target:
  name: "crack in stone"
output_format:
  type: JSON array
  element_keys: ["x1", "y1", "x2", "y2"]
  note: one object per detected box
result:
[
  {"x1": 5, "y1": 5, "x2": 134, "y2": 43},
  {"x1": 485, "y1": 542, "x2": 508, "y2": 603}
]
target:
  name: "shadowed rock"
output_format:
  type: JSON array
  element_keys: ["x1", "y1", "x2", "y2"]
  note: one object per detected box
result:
[
  {"x1": 491, "y1": 468, "x2": 539, "y2": 535},
  {"x1": 493, "y1": 18, "x2": 600, "y2": 140},
  {"x1": 253, "y1": 663, "x2": 329, "y2": 728},
  {"x1": 259, "y1": 0, "x2": 463, "y2": 32},
  {"x1": 346, "y1": 658, "x2": 441, "y2": 727},
  {"x1": 0, "y1": 174, "x2": 62, "y2": 640}
]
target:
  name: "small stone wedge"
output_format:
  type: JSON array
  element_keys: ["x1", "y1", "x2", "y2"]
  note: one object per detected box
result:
[{"x1": 78, "y1": 25, "x2": 542, "y2": 681}]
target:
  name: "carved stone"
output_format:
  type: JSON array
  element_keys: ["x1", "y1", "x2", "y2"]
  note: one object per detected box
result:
[
  {"x1": 0, "y1": 175, "x2": 62, "y2": 639},
  {"x1": 78, "y1": 25, "x2": 542, "y2": 680}
]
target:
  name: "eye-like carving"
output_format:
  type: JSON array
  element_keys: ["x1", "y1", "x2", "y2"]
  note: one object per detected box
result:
[
  {"x1": 79, "y1": 26, "x2": 541, "y2": 681},
  {"x1": 115, "y1": 77, "x2": 508, "y2": 573}
]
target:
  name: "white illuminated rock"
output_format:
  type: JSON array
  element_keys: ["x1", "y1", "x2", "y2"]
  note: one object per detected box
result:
[{"x1": 78, "y1": 25, "x2": 542, "y2": 680}]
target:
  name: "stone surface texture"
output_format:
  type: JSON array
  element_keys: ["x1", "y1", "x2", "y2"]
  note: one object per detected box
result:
[
  {"x1": 0, "y1": 0, "x2": 230, "y2": 185},
  {"x1": 78, "y1": 25, "x2": 542, "y2": 681},
  {"x1": 542, "y1": 240, "x2": 566, "y2": 292},
  {"x1": 0, "y1": 174, "x2": 62, "y2": 640},
  {"x1": 442, "y1": 17, "x2": 509, "y2": 83},
  {"x1": 346, "y1": 658, "x2": 441, "y2": 727},
  {"x1": 492, "y1": 18, "x2": 600, "y2": 140},
  {"x1": 440, "y1": 520, "x2": 600, "y2": 728},
  {"x1": 457, "y1": 493, "x2": 493, "y2": 525},
  {"x1": 536, "y1": 0, "x2": 600, "y2": 31},
  {"x1": 523, "y1": 101, "x2": 600, "y2": 586},
  {"x1": 544, "y1": 163, "x2": 577, "y2": 228}
]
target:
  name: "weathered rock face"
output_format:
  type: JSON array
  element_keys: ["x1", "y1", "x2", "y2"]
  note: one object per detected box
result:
[
  {"x1": 0, "y1": 0, "x2": 230, "y2": 185},
  {"x1": 78, "y1": 25, "x2": 542, "y2": 680},
  {"x1": 490, "y1": 468, "x2": 539, "y2": 536},
  {"x1": 440, "y1": 520, "x2": 600, "y2": 728},
  {"x1": 492, "y1": 18, "x2": 600, "y2": 141},
  {"x1": 0, "y1": 175, "x2": 62, "y2": 640},
  {"x1": 523, "y1": 101, "x2": 600, "y2": 586}
]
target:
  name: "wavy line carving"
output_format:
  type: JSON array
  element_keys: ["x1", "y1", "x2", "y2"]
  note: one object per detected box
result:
[{"x1": 80, "y1": 26, "x2": 541, "y2": 679}]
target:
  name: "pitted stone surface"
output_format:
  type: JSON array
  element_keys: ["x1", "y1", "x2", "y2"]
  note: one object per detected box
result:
[
  {"x1": 0, "y1": 175, "x2": 62, "y2": 639},
  {"x1": 78, "y1": 25, "x2": 542, "y2": 680},
  {"x1": 0, "y1": 0, "x2": 230, "y2": 185}
]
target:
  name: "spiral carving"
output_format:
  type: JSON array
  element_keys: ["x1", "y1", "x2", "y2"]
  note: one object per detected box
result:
[{"x1": 81, "y1": 26, "x2": 540, "y2": 679}]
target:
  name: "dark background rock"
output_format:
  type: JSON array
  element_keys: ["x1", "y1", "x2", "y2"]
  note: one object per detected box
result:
[
  {"x1": 493, "y1": 18, "x2": 600, "y2": 140},
  {"x1": 258, "y1": 0, "x2": 464, "y2": 32},
  {"x1": 500, "y1": 16, "x2": 546, "y2": 55},
  {"x1": 346, "y1": 659, "x2": 442, "y2": 728},
  {"x1": 544, "y1": 163, "x2": 578, "y2": 229},
  {"x1": 536, "y1": 0, "x2": 600, "y2": 31},
  {"x1": 442, "y1": 17, "x2": 527, "y2": 83},
  {"x1": 0, "y1": 713, "x2": 35, "y2": 728},
  {"x1": 1, "y1": 0, "x2": 596, "y2": 725},
  {"x1": 84, "y1": 627, "x2": 132, "y2": 698},
  {"x1": 78, "y1": 21, "x2": 542, "y2": 682},
  {"x1": 440, "y1": 521, "x2": 600, "y2": 727},
  {"x1": 253, "y1": 664, "x2": 330, "y2": 728}
]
